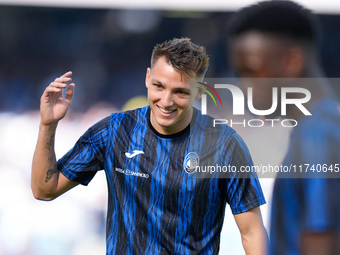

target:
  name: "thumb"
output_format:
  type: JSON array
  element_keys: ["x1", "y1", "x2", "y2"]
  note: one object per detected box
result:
[{"x1": 65, "y1": 83, "x2": 75, "y2": 103}]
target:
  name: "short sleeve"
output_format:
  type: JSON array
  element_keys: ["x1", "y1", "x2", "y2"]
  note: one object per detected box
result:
[
  {"x1": 225, "y1": 133, "x2": 266, "y2": 214},
  {"x1": 57, "y1": 116, "x2": 110, "y2": 185}
]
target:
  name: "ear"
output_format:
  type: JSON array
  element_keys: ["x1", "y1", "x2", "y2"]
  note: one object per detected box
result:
[
  {"x1": 285, "y1": 47, "x2": 305, "y2": 77},
  {"x1": 145, "y1": 67, "x2": 151, "y2": 88}
]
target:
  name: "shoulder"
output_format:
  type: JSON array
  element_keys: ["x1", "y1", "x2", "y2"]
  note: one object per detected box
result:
[
  {"x1": 109, "y1": 106, "x2": 149, "y2": 122},
  {"x1": 192, "y1": 108, "x2": 252, "y2": 165},
  {"x1": 283, "y1": 99, "x2": 340, "y2": 174},
  {"x1": 83, "y1": 106, "x2": 148, "y2": 139},
  {"x1": 288, "y1": 100, "x2": 340, "y2": 157},
  {"x1": 105, "y1": 106, "x2": 149, "y2": 129},
  {"x1": 294, "y1": 99, "x2": 340, "y2": 138},
  {"x1": 193, "y1": 107, "x2": 236, "y2": 138},
  {"x1": 193, "y1": 107, "x2": 250, "y2": 150}
]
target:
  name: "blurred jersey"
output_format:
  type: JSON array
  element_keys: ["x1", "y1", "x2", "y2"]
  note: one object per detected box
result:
[{"x1": 270, "y1": 98, "x2": 340, "y2": 254}]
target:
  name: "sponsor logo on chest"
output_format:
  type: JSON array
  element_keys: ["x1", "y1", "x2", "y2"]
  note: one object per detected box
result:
[{"x1": 115, "y1": 167, "x2": 150, "y2": 179}]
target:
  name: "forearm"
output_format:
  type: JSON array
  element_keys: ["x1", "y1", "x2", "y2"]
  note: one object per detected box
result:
[
  {"x1": 235, "y1": 207, "x2": 268, "y2": 255},
  {"x1": 241, "y1": 226, "x2": 268, "y2": 255},
  {"x1": 31, "y1": 122, "x2": 60, "y2": 200}
]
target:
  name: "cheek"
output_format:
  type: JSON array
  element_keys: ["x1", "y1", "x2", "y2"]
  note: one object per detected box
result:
[
  {"x1": 147, "y1": 89, "x2": 160, "y2": 101},
  {"x1": 175, "y1": 94, "x2": 191, "y2": 104}
]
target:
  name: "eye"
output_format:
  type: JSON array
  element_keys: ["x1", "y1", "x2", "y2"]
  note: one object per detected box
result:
[
  {"x1": 153, "y1": 83, "x2": 163, "y2": 89},
  {"x1": 176, "y1": 90, "x2": 190, "y2": 95}
]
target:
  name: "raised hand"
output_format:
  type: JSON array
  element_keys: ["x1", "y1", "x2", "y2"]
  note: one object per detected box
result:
[{"x1": 40, "y1": 71, "x2": 75, "y2": 125}]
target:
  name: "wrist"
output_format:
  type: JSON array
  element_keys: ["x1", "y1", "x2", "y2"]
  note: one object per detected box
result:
[{"x1": 39, "y1": 122, "x2": 58, "y2": 131}]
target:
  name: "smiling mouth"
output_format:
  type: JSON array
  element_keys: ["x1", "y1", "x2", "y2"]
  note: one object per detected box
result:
[{"x1": 158, "y1": 106, "x2": 177, "y2": 114}]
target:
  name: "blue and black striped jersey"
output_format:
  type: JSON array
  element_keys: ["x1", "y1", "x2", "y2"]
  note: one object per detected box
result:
[
  {"x1": 270, "y1": 99, "x2": 340, "y2": 255},
  {"x1": 58, "y1": 106, "x2": 265, "y2": 254}
]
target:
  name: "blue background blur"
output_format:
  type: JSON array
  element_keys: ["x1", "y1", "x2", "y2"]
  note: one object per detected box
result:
[
  {"x1": 1, "y1": 5, "x2": 340, "y2": 113},
  {"x1": 0, "y1": 3, "x2": 339, "y2": 255}
]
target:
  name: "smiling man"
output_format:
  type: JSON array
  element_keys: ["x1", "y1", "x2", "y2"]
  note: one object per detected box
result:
[
  {"x1": 31, "y1": 38, "x2": 267, "y2": 254},
  {"x1": 146, "y1": 55, "x2": 194, "y2": 135}
]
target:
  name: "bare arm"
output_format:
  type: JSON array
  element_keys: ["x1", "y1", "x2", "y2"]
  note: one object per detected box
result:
[
  {"x1": 31, "y1": 71, "x2": 79, "y2": 201},
  {"x1": 300, "y1": 232, "x2": 340, "y2": 255},
  {"x1": 234, "y1": 207, "x2": 268, "y2": 255}
]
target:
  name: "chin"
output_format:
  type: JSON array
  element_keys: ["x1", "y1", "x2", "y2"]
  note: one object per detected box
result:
[{"x1": 157, "y1": 119, "x2": 174, "y2": 128}]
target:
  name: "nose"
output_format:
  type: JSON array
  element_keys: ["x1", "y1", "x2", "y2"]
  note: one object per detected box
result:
[{"x1": 160, "y1": 91, "x2": 174, "y2": 107}]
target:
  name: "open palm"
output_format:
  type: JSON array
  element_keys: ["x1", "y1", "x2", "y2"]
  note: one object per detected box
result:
[{"x1": 40, "y1": 71, "x2": 75, "y2": 125}]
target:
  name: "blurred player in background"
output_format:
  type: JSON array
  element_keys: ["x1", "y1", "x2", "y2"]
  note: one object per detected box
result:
[
  {"x1": 31, "y1": 38, "x2": 268, "y2": 254},
  {"x1": 228, "y1": 1, "x2": 340, "y2": 254}
]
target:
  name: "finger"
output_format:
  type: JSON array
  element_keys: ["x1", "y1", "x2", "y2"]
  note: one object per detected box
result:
[
  {"x1": 49, "y1": 82, "x2": 68, "y2": 89},
  {"x1": 41, "y1": 87, "x2": 63, "y2": 99},
  {"x1": 52, "y1": 71, "x2": 72, "y2": 84},
  {"x1": 65, "y1": 83, "x2": 75, "y2": 102},
  {"x1": 61, "y1": 71, "x2": 72, "y2": 78},
  {"x1": 55, "y1": 76, "x2": 71, "y2": 82},
  {"x1": 42, "y1": 87, "x2": 63, "y2": 97},
  {"x1": 45, "y1": 86, "x2": 63, "y2": 93}
]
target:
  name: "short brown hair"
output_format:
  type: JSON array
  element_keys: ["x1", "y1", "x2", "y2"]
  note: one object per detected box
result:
[{"x1": 151, "y1": 37, "x2": 209, "y2": 78}]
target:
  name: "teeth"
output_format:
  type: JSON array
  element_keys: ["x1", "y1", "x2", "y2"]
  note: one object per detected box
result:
[{"x1": 159, "y1": 107, "x2": 175, "y2": 114}]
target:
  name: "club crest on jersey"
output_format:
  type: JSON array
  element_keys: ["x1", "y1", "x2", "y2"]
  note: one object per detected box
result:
[{"x1": 183, "y1": 152, "x2": 199, "y2": 174}]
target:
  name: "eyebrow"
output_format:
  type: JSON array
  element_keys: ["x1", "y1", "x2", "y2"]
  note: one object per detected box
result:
[
  {"x1": 150, "y1": 79, "x2": 163, "y2": 84},
  {"x1": 150, "y1": 79, "x2": 190, "y2": 91}
]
